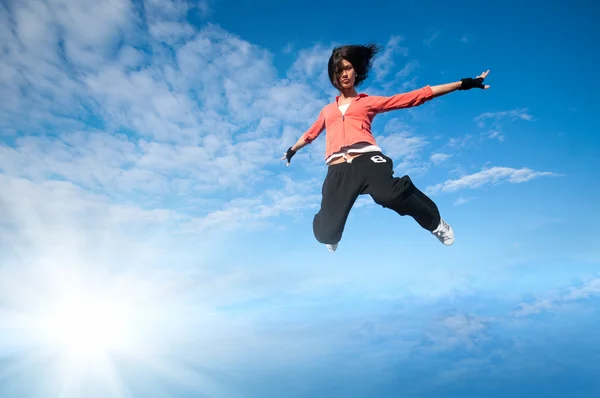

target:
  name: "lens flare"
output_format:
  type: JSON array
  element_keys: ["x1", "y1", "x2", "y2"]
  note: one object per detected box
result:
[{"x1": 38, "y1": 294, "x2": 135, "y2": 361}]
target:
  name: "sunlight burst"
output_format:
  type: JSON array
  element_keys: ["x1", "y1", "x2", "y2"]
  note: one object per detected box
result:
[{"x1": 39, "y1": 294, "x2": 135, "y2": 360}]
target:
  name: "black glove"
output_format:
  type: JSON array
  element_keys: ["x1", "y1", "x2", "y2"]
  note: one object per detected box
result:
[
  {"x1": 284, "y1": 147, "x2": 296, "y2": 165},
  {"x1": 459, "y1": 77, "x2": 486, "y2": 90}
]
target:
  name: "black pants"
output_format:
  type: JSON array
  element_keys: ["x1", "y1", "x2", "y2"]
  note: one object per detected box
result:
[{"x1": 313, "y1": 151, "x2": 441, "y2": 245}]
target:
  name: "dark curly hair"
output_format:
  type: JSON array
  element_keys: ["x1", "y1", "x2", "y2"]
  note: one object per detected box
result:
[{"x1": 328, "y1": 43, "x2": 381, "y2": 89}]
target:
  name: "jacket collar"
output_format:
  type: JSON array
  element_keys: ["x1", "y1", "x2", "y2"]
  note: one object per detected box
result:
[{"x1": 335, "y1": 93, "x2": 369, "y2": 102}]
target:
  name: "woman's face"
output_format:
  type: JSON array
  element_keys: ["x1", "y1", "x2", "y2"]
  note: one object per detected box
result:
[{"x1": 338, "y1": 59, "x2": 356, "y2": 89}]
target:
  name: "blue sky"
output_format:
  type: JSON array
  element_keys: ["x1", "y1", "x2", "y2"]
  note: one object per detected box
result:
[{"x1": 1, "y1": 0, "x2": 599, "y2": 397}]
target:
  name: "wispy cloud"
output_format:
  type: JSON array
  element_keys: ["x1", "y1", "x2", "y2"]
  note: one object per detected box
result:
[
  {"x1": 426, "y1": 166, "x2": 559, "y2": 195},
  {"x1": 446, "y1": 133, "x2": 475, "y2": 149},
  {"x1": 453, "y1": 197, "x2": 471, "y2": 206},
  {"x1": 513, "y1": 277, "x2": 600, "y2": 317},
  {"x1": 0, "y1": 175, "x2": 181, "y2": 235},
  {"x1": 444, "y1": 108, "x2": 532, "y2": 149},
  {"x1": 396, "y1": 59, "x2": 420, "y2": 78},
  {"x1": 422, "y1": 29, "x2": 440, "y2": 47},
  {"x1": 487, "y1": 130, "x2": 505, "y2": 142},
  {"x1": 472, "y1": 108, "x2": 535, "y2": 142},
  {"x1": 475, "y1": 108, "x2": 535, "y2": 125},
  {"x1": 282, "y1": 42, "x2": 294, "y2": 54},
  {"x1": 376, "y1": 118, "x2": 429, "y2": 172},
  {"x1": 286, "y1": 42, "x2": 336, "y2": 95},
  {"x1": 0, "y1": 130, "x2": 285, "y2": 206},
  {"x1": 372, "y1": 35, "x2": 409, "y2": 81},
  {"x1": 353, "y1": 196, "x2": 377, "y2": 209},
  {"x1": 421, "y1": 313, "x2": 492, "y2": 352},
  {"x1": 144, "y1": 0, "x2": 199, "y2": 43},
  {"x1": 0, "y1": 0, "x2": 559, "y2": 249},
  {"x1": 180, "y1": 178, "x2": 322, "y2": 233},
  {"x1": 368, "y1": 35, "x2": 421, "y2": 95},
  {"x1": 430, "y1": 153, "x2": 452, "y2": 165},
  {"x1": 0, "y1": 0, "x2": 332, "y2": 231},
  {"x1": 3, "y1": 1, "x2": 456, "y2": 264}
]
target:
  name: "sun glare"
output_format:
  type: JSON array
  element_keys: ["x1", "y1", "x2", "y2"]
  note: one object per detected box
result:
[
  {"x1": 39, "y1": 293, "x2": 135, "y2": 360},
  {"x1": 1, "y1": 243, "x2": 225, "y2": 397}
]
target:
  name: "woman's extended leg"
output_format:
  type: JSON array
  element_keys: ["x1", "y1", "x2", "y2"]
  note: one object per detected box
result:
[{"x1": 313, "y1": 163, "x2": 362, "y2": 251}]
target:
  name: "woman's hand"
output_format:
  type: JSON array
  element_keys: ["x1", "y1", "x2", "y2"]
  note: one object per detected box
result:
[
  {"x1": 431, "y1": 70, "x2": 490, "y2": 97},
  {"x1": 460, "y1": 70, "x2": 491, "y2": 90},
  {"x1": 281, "y1": 147, "x2": 297, "y2": 166}
]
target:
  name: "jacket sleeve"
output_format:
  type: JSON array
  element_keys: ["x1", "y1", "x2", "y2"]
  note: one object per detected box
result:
[
  {"x1": 370, "y1": 86, "x2": 434, "y2": 113},
  {"x1": 301, "y1": 109, "x2": 326, "y2": 143}
]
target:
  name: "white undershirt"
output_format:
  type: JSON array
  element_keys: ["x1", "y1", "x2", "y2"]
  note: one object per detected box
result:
[
  {"x1": 338, "y1": 103, "x2": 351, "y2": 114},
  {"x1": 325, "y1": 103, "x2": 381, "y2": 164}
]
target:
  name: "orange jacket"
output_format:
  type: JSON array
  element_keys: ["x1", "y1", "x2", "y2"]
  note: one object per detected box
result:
[{"x1": 302, "y1": 86, "x2": 435, "y2": 159}]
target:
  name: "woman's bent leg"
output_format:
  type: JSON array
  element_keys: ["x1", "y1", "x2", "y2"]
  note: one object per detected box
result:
[{"x1": 359, "y1": 152, "x2": 441, "y2": 231}]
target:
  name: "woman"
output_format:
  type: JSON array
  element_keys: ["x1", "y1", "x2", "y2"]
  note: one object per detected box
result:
[{"x1": 282, "y1": 43, "x2": 490, "y2": 252}]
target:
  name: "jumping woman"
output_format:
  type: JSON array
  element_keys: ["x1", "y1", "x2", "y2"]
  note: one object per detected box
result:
[{"x1": 282, "y1": 43, "x2": 490, "y2": 252}]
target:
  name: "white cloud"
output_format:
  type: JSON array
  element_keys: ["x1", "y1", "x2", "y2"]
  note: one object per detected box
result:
[
  {"x1": 513, "y1": 277, "x2": 600, "y2": 317},
  {"x1": 376, "y1": 129, "x2": 429, "y2": 173},
  {"x1": 0, "y1": 4, "x2": 340, "y2": 280},
  {"x1": 253, "y1": 81, "x2": 328, "y2": 126},
  {"x1": 180, "y1": 180, "x2": 321, "y2": 233},
  {"x1": 0, "y1": 2, "x2": 333, "y2": 204},
  {"x1": 286, "y1": 42, "x2": 335, "y2": 95},
  {"x1": 421, "y1": 313, "x2": 492, "y2": 352},
  {"x1": 367, "y1": 36, "x2": 418, "y2": 94},
  {"x1": 0, "y1": 130, "x2": 287, "y2": 204},
  {"x1": 400, "y1": 76, "x2": 419, "y2": 91},
  {"x1": 149, "y1": 20, "x2": 196, "y2": 43},
  {"x1": 144, "y1": 0, "x2": 215, "y2": 43},
  {"x1": 453, "y1": 197, "x2": 470, "y2": 206},
  {"x1": 563, "y1": 278, "x2": 600, "y2": 300},
  {"x1": 430, "y1": 153, "x2": 452, "y2": 165},
  {"x1": 354, "y1": 196, "x2": 376, "y2": 209},
  {"x1": 372, "y1": 35, "x2": 409, "y2": 80},
  {"x1": 472, "y1": 108, "x2": 534, "y2": 143},
  {"x1": 0, "y1": 175, "x2": 183, "y2": 255},
  {"x1": 487, "y1": 130, "x2": 505, "y2": 142},
  {"x1": 377, "y1": 131, "x2": 428, "y2": 160},
  {"x1": 475, "y1": 108, "x2": 535, "y2": 124},
  {"x1": 1, "y1": 164, "x2": 318, "y2": 262},
  {"x1": 396, "y1": 59, "x2": 420, "y2": 78},
  {"x1": 381, "y1": 118, "x2": 427, "y2": 146},
  {"x1": 447, "y1": 134, "x2": 475, "y2": 149},
  {"x1": 1, "y1": 1, "x2": 558, "y2": 249},
  {"x1": 426, "y1": 166, "x2": 558, "y2": 195}
]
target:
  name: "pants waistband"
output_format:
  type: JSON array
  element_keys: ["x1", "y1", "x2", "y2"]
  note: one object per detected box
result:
[{"x1": 327, "y1": 151, "x2": 384, "y2": 167}]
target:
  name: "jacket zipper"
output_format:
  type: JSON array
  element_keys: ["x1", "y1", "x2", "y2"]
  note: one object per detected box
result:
[
  {"x1": 339, "y1": 97, "x2": 355, "y2": 145},
  {"x1": 342, "y1": 113, "x2": 345, "y2": 144}
]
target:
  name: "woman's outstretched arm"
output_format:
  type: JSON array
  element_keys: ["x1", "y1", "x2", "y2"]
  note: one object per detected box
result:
[
  {"x1": 431, "y1": 70, "x2": 490, "y2": 97},
  {"x1": 370, "y1": 70, "x2": 490, "y2": 113},
  {"x1": 281, "y1": 110, "x2": 326, "y2": 165},
  {"x1": 430, "y1": 81, "x2": 462, "y2": 97}
]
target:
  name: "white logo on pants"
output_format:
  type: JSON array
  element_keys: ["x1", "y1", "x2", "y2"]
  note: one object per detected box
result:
[{"x1": 370, "y1": 155, "x2": 386, "y2": 163}]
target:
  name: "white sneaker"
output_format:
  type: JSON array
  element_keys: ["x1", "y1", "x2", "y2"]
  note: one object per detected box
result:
[
  {"x1": 432, "y1": 218, "x2": 455, "y2": 246},
  {"x1": 326, "y1": 243, "x2": 338, "y2": 252}
]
